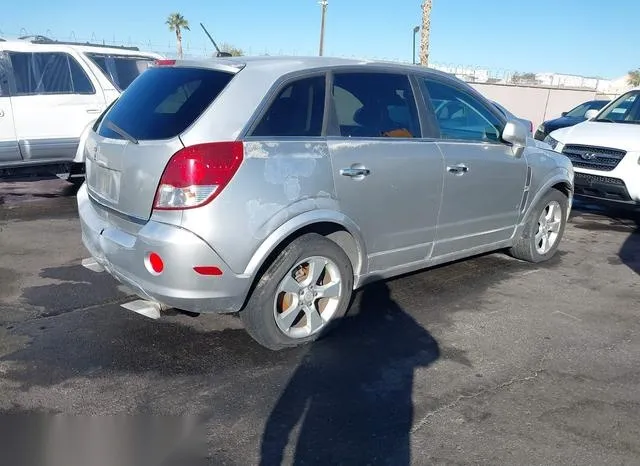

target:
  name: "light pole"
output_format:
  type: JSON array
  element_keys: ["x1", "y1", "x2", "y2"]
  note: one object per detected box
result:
[
  {"x1": 412, "y1": 26, "x2": 420, "y2": 64},
  {"x1": 318, "y1": 0, "x2": 328, "y2": 56}
]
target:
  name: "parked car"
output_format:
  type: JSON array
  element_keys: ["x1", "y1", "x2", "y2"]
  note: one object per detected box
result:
[
  {"x1": 491, "y1": 100, "x2": 533, "y2": 135},
  {"x1": 544, "y1": 90, "x2": 640, "y2": 207},
  {"x1": 78, "y1": 57, "x2": 574, "y2": 350},
  {"x1": 534, "y1": 99, "x2": 609, "y2": 141},
  {"x1": 0, "y1": 37, "x2": 162, "y2": 181}
]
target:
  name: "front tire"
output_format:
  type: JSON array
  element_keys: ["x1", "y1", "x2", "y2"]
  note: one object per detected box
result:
[
  {"x1": 240, "y1": 233, "x2": 354, "y2": 350},
  {"x1": 509, "y1": 189, "x2": 568, "y2": 263}
]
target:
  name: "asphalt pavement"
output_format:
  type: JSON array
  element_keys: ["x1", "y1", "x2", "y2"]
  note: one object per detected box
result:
[{"x1": 0, "y1": 178, "x2": 639, "y2": 465}]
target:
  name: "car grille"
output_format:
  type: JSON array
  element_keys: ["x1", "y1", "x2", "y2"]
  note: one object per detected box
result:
[
  {"x1": 562, "y1": 145, "x2": 626, "y2": 171},
  {"x1": 574, "y1": 173, "x2": 624, "y2": 186},
  {"x1": 574, "y1": 172, "x2": 632, "y2": 202}
]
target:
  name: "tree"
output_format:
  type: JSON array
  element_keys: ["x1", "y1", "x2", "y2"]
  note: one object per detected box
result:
[
  {"x1": 166, "y1": 13, "x2": 190, "y2": 59},
  {"x1": 511, "y1": 72, "x2": 538, "y2": 84},
  {"x1": 419, "y1": 0, "x2": 432, "y2": 66},
  {"x1": 628, "y1": 69, "x2": 640, "y2": 87},
  {"x1": 218, "y1": 43, "x2": 244, "y2": 57}
]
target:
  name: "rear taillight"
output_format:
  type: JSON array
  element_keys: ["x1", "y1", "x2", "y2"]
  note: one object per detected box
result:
[{"x1": 153, "y1": 142, "x2": 244, "y2": 210}]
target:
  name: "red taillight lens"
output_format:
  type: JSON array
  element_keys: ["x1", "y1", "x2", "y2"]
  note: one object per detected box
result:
[
  {"x1": 154, "y1": 142, "x2": 244, "y2": 210},
  {"x1": 155, "y1": 59, "x2": 176, "y2": 66}
]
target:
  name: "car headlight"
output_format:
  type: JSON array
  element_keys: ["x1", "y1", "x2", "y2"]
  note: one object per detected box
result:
[{"x1": 543, "y1": 134, "x2": 560, "y2": 151}]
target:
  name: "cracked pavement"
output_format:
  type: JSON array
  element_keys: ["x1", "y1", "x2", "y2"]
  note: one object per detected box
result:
[{"x1": 0, "y1": 178, "x2": 639, "y2": 465}]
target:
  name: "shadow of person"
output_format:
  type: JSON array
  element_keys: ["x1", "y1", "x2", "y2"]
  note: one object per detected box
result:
[
  {"x1": 618, "y1": 215, "x2": 640, "y2": 274},
  {"x1": 571, "y1": 200, "x2": 640, "y2": 274},
  {"x1": 260, "y1": 281, "x2": 440, "y2": 466}
]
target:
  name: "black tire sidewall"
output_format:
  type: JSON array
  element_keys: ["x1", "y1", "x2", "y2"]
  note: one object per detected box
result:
[{"x1": 242, "y1": 233, "x2": 354, "y2": 350}]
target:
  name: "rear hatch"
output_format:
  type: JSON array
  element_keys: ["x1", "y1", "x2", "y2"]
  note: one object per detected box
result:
[{"x1": 85, "y1": 65, "x2": 236, "y2": 221}]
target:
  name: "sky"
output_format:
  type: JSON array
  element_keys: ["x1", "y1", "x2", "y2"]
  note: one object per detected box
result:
[{"x1": 1, "y1": 0, "x2": 637, "y2": 79}]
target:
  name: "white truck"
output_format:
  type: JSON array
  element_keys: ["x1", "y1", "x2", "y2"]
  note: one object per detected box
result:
[{"x1": 0, "y1": 36, "x2": 162, "y2": 181}]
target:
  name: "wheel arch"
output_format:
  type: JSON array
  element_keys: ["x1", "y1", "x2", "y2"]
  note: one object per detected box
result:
[
  {"x1": 524, "y1": 169, "x2": 573, "y2": 218},
  {"x1": 242, "y1": 209, "x2": 367, "y2": 287}
]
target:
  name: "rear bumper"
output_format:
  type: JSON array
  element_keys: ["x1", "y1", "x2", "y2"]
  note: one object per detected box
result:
[{"x1": 77, "y1": 184, "x2": 251, "y2": 313}]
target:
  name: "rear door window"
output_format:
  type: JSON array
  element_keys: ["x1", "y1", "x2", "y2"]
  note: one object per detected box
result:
[
  {"x1": 98, "y1": 67, "x2": 233, "y2": 141},
  {"x1": 331, "y1": 72, "x2": 421, "y2": 138},
  {"x1": 251, "y1": 76, "x2": 325, "y2": 137},
  {"x1": 8, "y1": 51, "x2": 95, "y2": 95},
  {"x1": 85, "y1": 53, "x2": 155, "y2": 90}
]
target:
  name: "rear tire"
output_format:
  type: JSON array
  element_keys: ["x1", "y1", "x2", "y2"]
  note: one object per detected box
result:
[
  {"x1": 509, "y1": 189, "x2": 568, "y2": 263},
  {"x1": 240, "y1": 233, "x2": 354, "y2": 350}
]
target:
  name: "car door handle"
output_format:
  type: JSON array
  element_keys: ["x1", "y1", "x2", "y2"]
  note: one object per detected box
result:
[
  {"x1": 447, "y1": 163, "x2": 469, "y2": 175},
  {"x1": 340, "y1": 167, "x2": 371, "y2": 179}
]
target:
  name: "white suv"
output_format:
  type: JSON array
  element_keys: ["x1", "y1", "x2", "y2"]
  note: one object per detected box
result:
[
  {"x1": 544, "y1": 89, "x2": 640, "y2": 208},
  {"x1": 0, "y1": 37, "x2": 161, "y2": 181}
]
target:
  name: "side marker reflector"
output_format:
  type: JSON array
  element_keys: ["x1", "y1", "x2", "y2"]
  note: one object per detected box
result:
[{"x1": 193, "y1": 266, "x2": 223, "y2": 276}]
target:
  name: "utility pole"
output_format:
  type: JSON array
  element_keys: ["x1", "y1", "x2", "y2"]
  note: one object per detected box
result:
[
  {"x1": 420, "y1": 0, "x2": 432, "y2": 66},
  {"x1": 319, "y1": 0, "x2": 328, "y2": 56}
]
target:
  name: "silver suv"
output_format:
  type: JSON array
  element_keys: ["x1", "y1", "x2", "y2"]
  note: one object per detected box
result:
[{"x1": 78, "y1": 57, "x2": 574, "y2": 350}]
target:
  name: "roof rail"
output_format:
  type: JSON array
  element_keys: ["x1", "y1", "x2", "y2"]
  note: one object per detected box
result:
[{"x1": 17, "y1": 35, "x2": 140, "y2": 51}]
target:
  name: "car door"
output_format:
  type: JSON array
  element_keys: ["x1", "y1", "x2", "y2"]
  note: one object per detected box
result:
[
  {"x1": 327, "y1": 71, "x2": 444, "y2": 273},
  {"x1": 7, "y1": 50, "x2": 106, "y2": 162},
  {"x1": 0, "y1": 51, "x2": 21, "y2": 163},
  {"x1": 418, "y1": 76, "x2": 528, "y2": 257}
]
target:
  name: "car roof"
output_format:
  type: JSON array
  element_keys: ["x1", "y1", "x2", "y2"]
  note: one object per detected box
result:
[
  {"x1": 175, "y1": 55, "x2": 456, "y2": 81},
  {"x1": 0, "y1": 39, "x2": 161, "y2": 58}
]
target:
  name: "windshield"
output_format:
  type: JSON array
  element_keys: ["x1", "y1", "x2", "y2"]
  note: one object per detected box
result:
[
  {"x1": 595, "y1": 91, "x2": 640, "y2": 124},
  {"x1": 565, "y1": 100, "x2": 609, "y2": 118},
  {"x1": 86, "y1": 53, "x2": 156, "y2": 91}
]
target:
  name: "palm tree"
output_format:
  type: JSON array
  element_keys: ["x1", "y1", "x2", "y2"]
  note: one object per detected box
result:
[
  {"x1": 419, "y1": 0, "x2": 433, "y2": 66},
  {"x1": 166, "y1": 13, "x2": 190, "y2": 59},
  {"x1": 628, "y1": 69, "x2": 640, "y2": 88}
]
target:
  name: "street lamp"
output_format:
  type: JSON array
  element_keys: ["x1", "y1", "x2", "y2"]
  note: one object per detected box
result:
[
  {"x1": 412, "y1": 26, "x2": 420, "y2": 65},
  {"x1": 319, "y1": 0, "x2": 328, "y2": 56}
]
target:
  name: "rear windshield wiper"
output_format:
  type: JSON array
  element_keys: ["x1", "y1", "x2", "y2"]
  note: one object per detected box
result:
[{"x1": 105, "y1": 120, "x2": 139, "y2": 144}]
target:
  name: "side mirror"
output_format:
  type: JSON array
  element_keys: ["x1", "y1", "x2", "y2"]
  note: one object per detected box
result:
[
  {"x1": 502, "y1": 120, "x2": 527, "y2": 157},
  {"x1": 584, "y1": 109, "x2": 599, "y2": 120},
  {"x1": 561, "y1": 112, "x2": 568, "y2": 117}
]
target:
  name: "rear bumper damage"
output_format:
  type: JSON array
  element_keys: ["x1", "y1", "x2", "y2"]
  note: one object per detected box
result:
[{"x1": 77, "y1": 184, "x2": 251, "y2": 314}]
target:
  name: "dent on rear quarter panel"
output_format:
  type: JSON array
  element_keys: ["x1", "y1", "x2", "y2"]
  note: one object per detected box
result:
[{"x1": 180, "y1": 140, "x2": 337, "y2": 274}]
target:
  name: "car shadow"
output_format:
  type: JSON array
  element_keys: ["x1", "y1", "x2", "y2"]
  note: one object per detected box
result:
[
  {"x1": 571, "y1": 199, "x2": 640, "y2": 274},
  {"x1": 260, "y1": 281, "x2": 441, "y2": 466}
]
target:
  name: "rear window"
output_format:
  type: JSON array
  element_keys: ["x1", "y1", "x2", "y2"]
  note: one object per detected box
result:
[
  {"x1": 98, "y1": 67, "x2": 234, "y2": 141},
  {"x1": 86, "y1": 53, "x2": 155, "y2": 91}
]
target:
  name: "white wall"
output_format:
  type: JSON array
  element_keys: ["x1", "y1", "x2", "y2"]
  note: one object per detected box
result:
[{"x1": 469, "y1": 82, "x2": 598, "y2": 127}]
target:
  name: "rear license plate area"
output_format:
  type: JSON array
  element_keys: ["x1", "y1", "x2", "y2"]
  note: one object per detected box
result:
[{"x1": 87, "y1": 159, "x2": 121, "y2": 203}]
